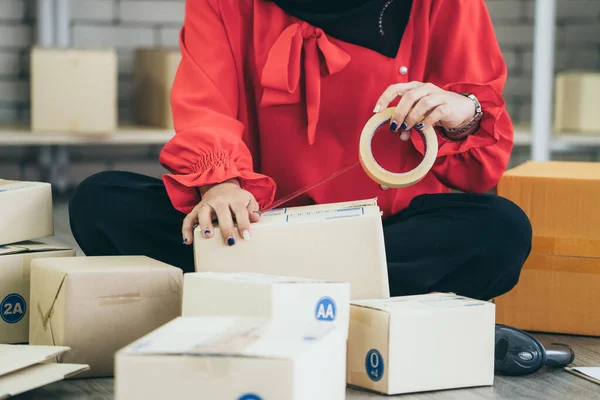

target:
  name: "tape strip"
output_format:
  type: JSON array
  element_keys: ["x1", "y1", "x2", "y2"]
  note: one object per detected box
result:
[
  {"x1": 359, "y1": 107, "x2": 438, "y2": 188},
  {"x1": 263, "y1": 108, "x2": 438, "y2": 211}
]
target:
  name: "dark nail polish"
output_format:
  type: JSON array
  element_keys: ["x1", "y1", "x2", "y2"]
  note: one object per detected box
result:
[
  {"x1": 415, "y1": 123, "x2": 424, "y2": 130},
  {"x1": 227, "y1": 236, "x2": 235, "y2": 246},
  {"x1": 400, "y1": 122, "x2": 408, "y2": 130},
  {"x1": 390, "y1": 121, "x2": 398, "y2": 131},
  {"x1": 204, "y1": 229, "x2": 211, "y2": 237},
  {"x1": 183, "y1": 237, "x2": 188, "y2": 244}
]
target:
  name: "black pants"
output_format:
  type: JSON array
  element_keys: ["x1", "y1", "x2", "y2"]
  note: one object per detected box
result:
[{"x1": 69, "y1": 171, "x2": 532, "y2": 301}]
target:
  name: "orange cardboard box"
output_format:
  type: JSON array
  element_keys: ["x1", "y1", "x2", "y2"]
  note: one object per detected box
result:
[{"x1": 495, "y1": 161, "x2": 600, "y2": 336}]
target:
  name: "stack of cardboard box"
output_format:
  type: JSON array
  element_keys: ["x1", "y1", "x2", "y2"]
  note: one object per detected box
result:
[
  {"x1": 495, "y1": 161, "x2": 600, "y2": 336},
  {"x1": 113, "y1": 199, "x2": 497, "y2": 399},
  {"x1": 28, "y1": 46, "x2": 181, "y2": 135},
  {"x1": 0, "y1": 179, "x2": 75, "y2": 345}
]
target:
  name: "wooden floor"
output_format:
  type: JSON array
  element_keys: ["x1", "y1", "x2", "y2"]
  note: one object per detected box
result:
[{"x1": 15, "y1": 196, "x2": 600, "y2": 400}]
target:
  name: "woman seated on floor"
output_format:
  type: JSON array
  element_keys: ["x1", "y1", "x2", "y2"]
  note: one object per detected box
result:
[{"x1": 69, "y1": 0, "x2": 532, "y2": 302}]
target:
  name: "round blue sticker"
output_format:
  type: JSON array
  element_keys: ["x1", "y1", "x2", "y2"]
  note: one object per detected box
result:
[
  {"x1": 315, "y1": 296, "x2": 336, "y2": 321},
  {"x1": 1, "y1": 293, "x2": 26, "y2": 324},
  {"x1": 365, "y1": 349, "x2": 384, "y2": 382},
  {"x1": 238, "y1": 394, "x2": 262, "y2": 400}
]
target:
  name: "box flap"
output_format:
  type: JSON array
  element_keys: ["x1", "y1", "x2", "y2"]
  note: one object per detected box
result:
[
  {"x1": 192, "y1": 272, "x2": 342, "y2": 285},
  {"x1": 122, "y1": 317, "x2": 336, "y2": 360},
  {"x1": 351, "y1": 293, "x2": 490, "y2": 314},
  {"x1": 0, "y1": 362, "x2": 89, "y2": 399},
  {"x1": 0, "y1": 345, "x2": 70, "y2": 377},
  {"x1": 0, "y1": 241, "x2": 72, "y2": 257},
  {"x1": 0, "y1": 180, "x2": 48, "y2": 192},
  {"x1": 254, "y1": 198, "x2": 381, "y2": 226},
  {"x1": 502, "y1": 161, "x2": 600, "y2": 180}
]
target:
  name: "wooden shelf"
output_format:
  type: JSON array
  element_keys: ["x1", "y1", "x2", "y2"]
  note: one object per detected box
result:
[
  {"x1": 0, "y1": 125, "x2": 175, "y2": 146},
  {"x1": 514, "y1": 125, "x2": 600, "y2": 150}
]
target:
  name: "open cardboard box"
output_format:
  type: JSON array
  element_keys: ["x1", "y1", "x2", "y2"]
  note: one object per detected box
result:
[{"x1": 0, "y1": 344, "x2": 88, "y2": 398}]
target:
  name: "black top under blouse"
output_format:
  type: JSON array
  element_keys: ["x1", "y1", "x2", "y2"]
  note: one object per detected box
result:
[{"x1": 269, "y1": 0, "x2": 414, "y2": 58}]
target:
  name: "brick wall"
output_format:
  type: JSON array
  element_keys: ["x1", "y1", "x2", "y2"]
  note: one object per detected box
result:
[{"x1": 0, "y1": 0, "x2": 599, "y2": 123}]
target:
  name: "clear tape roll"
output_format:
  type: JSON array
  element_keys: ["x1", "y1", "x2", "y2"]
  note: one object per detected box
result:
[{"x1": 359, "y1": 107, "x2": 438, "y2": 188}]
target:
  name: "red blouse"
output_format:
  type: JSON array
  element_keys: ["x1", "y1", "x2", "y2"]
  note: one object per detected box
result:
[{"x1": 159, "y1": 0, "x2": 513, "y2": 219}]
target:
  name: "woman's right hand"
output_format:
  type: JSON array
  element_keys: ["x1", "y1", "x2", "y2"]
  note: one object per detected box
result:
[{"x1": 182, "y1": 179, "x2": 261, "y2": 246}]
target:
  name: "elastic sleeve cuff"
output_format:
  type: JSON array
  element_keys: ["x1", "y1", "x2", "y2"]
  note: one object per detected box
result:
[
  {"x1": 162, "y1": 155, "x2": 277, "y2": 214},
  {"x1": 410, "y1": 82, "x2": 506, "y2": 157}
]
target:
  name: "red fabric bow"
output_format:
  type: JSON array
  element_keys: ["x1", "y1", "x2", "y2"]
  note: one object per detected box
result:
[{"x1": 260, "y1": 22, "x2": 351, "y2": 145}]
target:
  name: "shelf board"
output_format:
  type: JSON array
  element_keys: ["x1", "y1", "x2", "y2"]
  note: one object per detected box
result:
[
  {"x1": 514, "y1": 125, "x2": 600, "y2": 150},
  {"x1": 0, "y1": 125, "x2": 175, "y2": 146}
]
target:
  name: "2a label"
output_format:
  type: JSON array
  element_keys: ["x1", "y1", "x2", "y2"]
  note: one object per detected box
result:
[
  {"x1": 1, "y1": 293, "x2": 26, "y2": 324},
  {"x1": 315, "y1": 296, "x2": 336, "y2": 321},
  {"x1": 238, "y1": 394, "x2": 262, "y2": 400},
  {"x1": 365, "y1": 349, "x2": 384, "y2": 382}
]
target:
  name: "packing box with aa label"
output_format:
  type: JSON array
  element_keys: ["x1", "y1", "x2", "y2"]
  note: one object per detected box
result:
[
  {"x1": 115, "y1": 317, "x2": 347, "y2": 400},
  {"x1": 496, "y1": 161, "x2": 600, "y2": 335},
  {"x1": 347, "y1": 293, "x2": 495, "y2": 395},
  {"x1": 0, "y1": 180, "x2": 53, "y2": 246},
  {"x1": 0, "y1": 242, "x2": 75, "y2": 344},
  {"x1": 194, "y1": 199, "x2": 389, "y2": 300},
  {"x1": 0, "y1": 345, "x2": 88, "y2": 398},
  {"x1": 182, "y1": 272, "x2": 351, "y2": 335},
  {"x1": 29, "y1": 256, "x2": 183, "y2": 378}
]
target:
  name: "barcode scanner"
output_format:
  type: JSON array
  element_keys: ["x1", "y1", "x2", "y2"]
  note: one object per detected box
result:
[{"x1": 494, "y1": 324, "x2": 575, "y2": 376}]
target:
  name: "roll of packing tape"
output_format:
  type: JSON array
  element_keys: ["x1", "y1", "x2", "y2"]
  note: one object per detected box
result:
[{"x1": 359, "y1": 107, "x2": 438, "y2": 188}]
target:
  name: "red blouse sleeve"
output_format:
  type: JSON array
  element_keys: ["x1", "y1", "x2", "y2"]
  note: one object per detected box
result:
[
  {"x1": 159, "y1": 0, "x2": 276, "y2": 215},
  {"x1": 411, "y1": 0, "x2": 514, "y2": 193}
]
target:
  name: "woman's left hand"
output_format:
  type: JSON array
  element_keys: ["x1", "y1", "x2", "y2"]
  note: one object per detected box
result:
[{"x1": 374, "y1": 81, "x2": 476, "y2": 141}]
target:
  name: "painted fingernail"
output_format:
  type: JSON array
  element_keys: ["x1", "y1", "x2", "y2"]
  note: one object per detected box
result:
[
  {"x1": 227, "y1": 236, "x2": 235, "y2": 246},
  {"x1": 203, "y1": 229, "x2": 211, "y2": 237},
  {"x1": 373, "y1": 104, "x2": 381, "y2": 113},
  {"x1": 415, "y1": 122, "x2": 424, "y2": 130},
  {"x1": 183, "y1": 237, "x2": 188, "y2": 244},
  {"x1": 400, "y1": 122, "x2": 408, "y2": 130},
  {"x1": 390, "y1": 121, "x2": 398, "y2": 131},
  {"x1": 242, "y1": 230, "x2": 251, "y2": 240}
]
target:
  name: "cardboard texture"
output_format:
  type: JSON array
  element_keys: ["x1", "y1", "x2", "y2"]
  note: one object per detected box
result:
[
  {"x1": 347, "y1": 293, "x2": 495, "y2": 395},
  {"x1": 496, "y1": 161, "x2": 600, "y2": 335},
  {"x1": 30, "y1": 47, "x2": 117, "y2": 134},
  {"x1": 182, "y1": 272, "x2": 351, "y2": 336},
  {"x1": 115, "y1": 316, "x2": 347, "y2": 400},
  {"x1": 133, "y1": 48, "x2": 181, "y2": 128},
  {"x1": 0, "y1": 180, "x2": 53, "y2": 246},
  {"x1": 0, "y1": 344, "x2": 88, "y2": 398},
  {"x1": 29, "y1": 256, "x2": 184, "y2": 378},
  {"x1": 194, "y1": 199, "x2": 390, "y2": 300},
  {"x1": 555, "y1": 72, "x2": 600, "y2": 133},
  {"x1": 0, "y1": 241, "x2": 75, "y2": 344}
]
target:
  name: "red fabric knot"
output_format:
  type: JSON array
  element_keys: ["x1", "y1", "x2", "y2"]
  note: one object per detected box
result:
[{"x1": 260, "y1": 22, "x2": 351, "y2": 145}]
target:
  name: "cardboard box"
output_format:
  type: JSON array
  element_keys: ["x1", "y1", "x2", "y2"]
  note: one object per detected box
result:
[
  {"x1": 182, "y1": 272, "x2": 351, "y2": 335},
  {"x1": 29, "y1": 256, "x2": 184, "y2": 378},
  {"x1": 555, "y1": 72, "x2": 600, "y2": 133},
  {"x1": 0, "y1": 242, "x2": 75, "y2": 344},
  {"x1": 194, "y1": 199, "x2": 390, "y2": 300},
  {"x1": 0, "y1": 344, "x2": 88, "y2": 398},
  {"x1": 133, "y1": 48, "x2": 181, "y2": 128},
  {"x1": 0, "y1": 180, "x2": 53, "y2": 246},
  {"x1": 495, "y1": 161, "x2": 600, "y2": 335},
  {"x1": 497, "y1": 161, "x2": 600, "y2": 258},
  {"x1": 347, "y1": 293, "x2": 495, "y2": 395},
  {"x1": 115, "y1": 317, "x2": 347, "y2": 400},
  {"x1": 30, "y1": 46, "x2": 117, "y2": 134}
]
